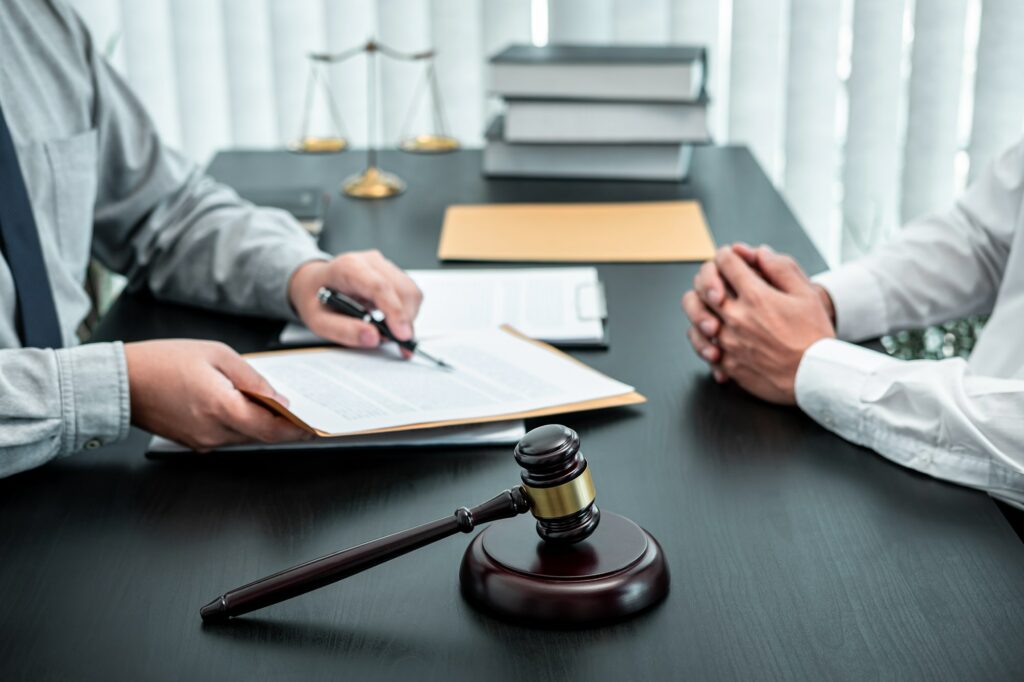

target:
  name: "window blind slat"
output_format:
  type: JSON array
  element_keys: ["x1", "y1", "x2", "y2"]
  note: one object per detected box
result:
[
  {"x1": 168, "y1": 0, "x2": 230, "y2": 163},
  {"x1": 900, "y1": 0, "x2": 968, "y2": 223},
  {"x1": 268, "y1": 0, "x2": 328, "y2": 146},
  {"x1": 612, "y1": 0, "x2": 670, "y2": 44},
  {"x1": 221, "y1": 0, "x2": 277, "y2": 148},
  {"x1": 548, "y1": 0, "x2": 613, "y2": 44},
  {"x1": 118, "y1": 0, "x2": 182, "y2": 149},
  {"x1": 431, "y1": 0, "x2": 485, "y2": 146},
  {"x1": 378, "y1": 0, "x2": 432, "y2": 145},
  {"x1": 728, "y1": 0, "x2": 789, "y2": 181},
  {"x1": 322, "y1": 0, "x2": 375, "y2": 148},
  {"x1": 482, "y1": 0, "x2": 531, "y2": 56},
  {"x1": 840, "y1": 0, "x2": 907, "y2": 260},
  {"x1": 783, "y1": 0, "x2": 842, "y2": 258},
  {"x1": 967, "y1": 0, "x2": 1024, "y2": 181},
  {"x1": 670, "y1": 0, "x2": 725, "y2": 138}
]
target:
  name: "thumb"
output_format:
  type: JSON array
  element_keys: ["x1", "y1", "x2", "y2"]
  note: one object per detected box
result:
[
  {"x1": 756, "y1": 248, "x2": 807, "y2": 294},
  {"x1": 214, "y1": 351, "x2": 289, "y2": 407}
]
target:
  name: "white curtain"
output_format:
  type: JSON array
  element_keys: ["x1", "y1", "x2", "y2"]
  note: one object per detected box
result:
[{"x1": 68, "y1": 0, "x2": 1024, "y2": 267}]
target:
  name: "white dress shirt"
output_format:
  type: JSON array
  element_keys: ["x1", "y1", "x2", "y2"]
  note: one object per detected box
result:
[{"x1": 797, "y1": 138, "x2": 1024, "y2": 510}]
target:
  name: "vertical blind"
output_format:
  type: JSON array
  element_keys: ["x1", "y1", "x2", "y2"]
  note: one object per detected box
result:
[{"x1": 69, "y1": 0, "x2": 1024, "y2": 266}]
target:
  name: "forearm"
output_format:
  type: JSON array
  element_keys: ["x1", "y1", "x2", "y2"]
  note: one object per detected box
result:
[
  {"x1": 0, "y1": 343, "x2": 131, "y2": 477},
  {"x1": 795, "y1": 339, "x2": 1024, "y2": 509},
  {"x1": 119, "y1": 171, "x2": 328, "y2": 320},
  {"x1": 813, "y1": 139, "x2": 1021, "y2": 342},
  {"x1": 84, "y1": 27, "x2": 327, "y2": 320}
]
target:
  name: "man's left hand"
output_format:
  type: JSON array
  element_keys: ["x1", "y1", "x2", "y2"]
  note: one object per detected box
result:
[{"x1": 688, "y1": 245, "x2": 836, "y2": 404}]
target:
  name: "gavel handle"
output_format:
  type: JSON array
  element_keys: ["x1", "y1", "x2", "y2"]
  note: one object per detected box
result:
[{"x1": 200, "y1": 487, "x2": 530, "y2": 622}]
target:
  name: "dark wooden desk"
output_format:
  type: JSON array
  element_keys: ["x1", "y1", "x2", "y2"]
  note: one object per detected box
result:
[{"x1": 1, "y1": 148, "x2": 1021, "y2": 681}]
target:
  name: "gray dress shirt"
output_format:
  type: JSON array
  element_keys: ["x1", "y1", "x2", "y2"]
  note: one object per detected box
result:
[{"x1": 0, "y1": 1, "x2": 327, "y2": 475}]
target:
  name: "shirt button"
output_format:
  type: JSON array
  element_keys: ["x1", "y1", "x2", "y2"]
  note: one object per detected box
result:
[{"x1": 84, "y1": 438, "x2": 102, "y2": 450}]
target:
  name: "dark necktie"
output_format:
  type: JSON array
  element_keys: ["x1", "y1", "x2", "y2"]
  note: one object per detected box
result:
[{"x1": 0, "y1": 104, "x2": 63, "y2": 348}]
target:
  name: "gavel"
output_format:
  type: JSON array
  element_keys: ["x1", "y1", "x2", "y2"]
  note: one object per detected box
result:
[{"x1": 200, "y1": 425, "x2": 668, "y2": 626}]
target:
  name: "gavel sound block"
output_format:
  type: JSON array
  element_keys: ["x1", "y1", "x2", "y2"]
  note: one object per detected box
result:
[
  {"x1": 460, "y1": 424, "x2": 669, "y2": 625},
  {"x1": 200, "y1": 425, "x2": 669, "y2": 627}
]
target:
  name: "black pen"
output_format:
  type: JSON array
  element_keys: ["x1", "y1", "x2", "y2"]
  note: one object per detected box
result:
[{"x1": 317, "y1": 287, "x2": 453, "y2": 370}]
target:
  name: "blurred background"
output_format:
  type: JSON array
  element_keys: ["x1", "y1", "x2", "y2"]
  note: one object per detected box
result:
[{"x1": 68, "y1": 0, "x2": 1024, "y2": 272}]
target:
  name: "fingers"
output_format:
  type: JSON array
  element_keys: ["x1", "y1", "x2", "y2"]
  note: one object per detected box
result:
[
  {"x1": 212, "y1": 347, "x2": 288, "y2": 405},
  {"x1": 711, "y1": 365, "x2": 727, "y2": 383},
  {"x1": 694, "y1": 260, "x2": 727, "y2": 310},
  {"x1": 218, "y1": 392, "x2": 311, "y2": 444},
  {"x1": 755, "y1": 247, "x2": 807, "y2": 294},
  {"x1": 687, "y1": 326, "x2": 721, "y2": 364},
  {"x1": 310, "y1": 312, "x2": 381, "y2": 349},
  {"x1": 372, "y1": 254, "x2": 424, "y2": 323},
  {"x1": 334, "y1": 251, "x2": 416, "y2": 342},
  {"x1": 715, "y1": 246, "x2": 767, "y2": 299},
  {"x1": 731, "y1": 242, "x2": 759, "y2": 265},
  {"x1": 681, "y1": 290, "x2": 720, "y2": 338}
]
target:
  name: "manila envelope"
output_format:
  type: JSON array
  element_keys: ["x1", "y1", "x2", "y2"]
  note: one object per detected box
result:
[{"x1": 438, "y1": 200, "x2": 714, "y2": 263}]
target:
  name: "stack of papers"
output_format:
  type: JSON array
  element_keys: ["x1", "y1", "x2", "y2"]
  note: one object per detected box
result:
[
  {"x1": 250, "y1": 327, "x2": 643, "y2": 438},
  {"x1": 280, "y1": 267, "x2": 607, "y2": 348}
]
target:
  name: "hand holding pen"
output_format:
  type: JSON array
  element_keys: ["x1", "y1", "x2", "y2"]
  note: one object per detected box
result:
[
  {"x1": 317, "y1": 287, "x2": 452, "y2": 369},
  {"x1": 287, "y1": 250, "x2": 423, "y2": 346}
]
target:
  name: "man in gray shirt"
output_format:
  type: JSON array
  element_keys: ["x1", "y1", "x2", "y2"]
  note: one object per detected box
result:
[{"x1": 0, "y1": 1, "x2": 422, "y2": 475}]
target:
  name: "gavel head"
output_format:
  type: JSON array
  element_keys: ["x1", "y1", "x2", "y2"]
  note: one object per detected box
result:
[{"x1": 514, "y1": 424, "x2": 600, "y2": 544}]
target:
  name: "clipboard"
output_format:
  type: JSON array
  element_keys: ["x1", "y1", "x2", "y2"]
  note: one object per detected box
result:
[
  {"x1": 557, "y1": 279, "x2": 609, "y2": 349},
  {"x1": 243, "y1": 327, "x2": 645, "y2": 438}
]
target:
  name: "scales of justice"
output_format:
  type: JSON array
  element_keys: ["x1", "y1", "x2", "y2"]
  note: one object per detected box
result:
[{"x1": 290, "y1": 38, "x2": 460, "y2": 199}]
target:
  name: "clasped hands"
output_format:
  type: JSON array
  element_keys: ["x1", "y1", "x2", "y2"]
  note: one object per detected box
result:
[
  {"x1": 125, "y1": 250, "x2": 422, "y2": 451},
  {"x1": 681, "y1": 243, "x2": 836, "y2": 404}
]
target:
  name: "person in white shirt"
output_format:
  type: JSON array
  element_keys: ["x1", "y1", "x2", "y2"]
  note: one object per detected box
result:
[{"x1": 681, "y1": 138, "x2": 1024, "y2": 511}]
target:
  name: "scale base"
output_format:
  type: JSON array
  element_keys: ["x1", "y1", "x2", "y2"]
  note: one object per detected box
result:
[
  {"x1": 342, "y1": 167, "x2": 406, "y2": 199},
  {"x1": 399, "y1": 134, "x2": 460, "y2": 154},
  {"x1": 289, "y1": 136, "x2": 348, "y2": 154},
  {"x1": 460, "y1": 511, "x2": 669, "y2": 627}
]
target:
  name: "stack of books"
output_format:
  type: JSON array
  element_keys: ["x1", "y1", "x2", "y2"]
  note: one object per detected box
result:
[{"x1": 484, "y1": 44, "x2": 709, "y2": 182}]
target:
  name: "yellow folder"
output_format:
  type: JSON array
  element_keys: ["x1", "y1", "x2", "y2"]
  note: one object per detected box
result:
[{"x1": 438, "y1": 200, "x2": 715, "y2": 263}]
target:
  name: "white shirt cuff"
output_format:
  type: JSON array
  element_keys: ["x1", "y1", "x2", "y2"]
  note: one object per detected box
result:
[
  {"x1": 812, "y1": 265, "x2": 889, "y2": 342},
  {"x1": 794, "y1": 338, "x2": 898, "y2": 440}
]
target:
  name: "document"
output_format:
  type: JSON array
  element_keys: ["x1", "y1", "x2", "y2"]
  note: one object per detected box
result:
[
  {"x1": 148, "y1": 420, "x2": 526, "y2": 454},
  {"x1": 279, "y1": 268, "x2": 606, "y2": 347},
  {"x1": 249, "y1": 327, "x2": 643, "y2": 437},
  {"x1": 437, "y1": 200, "x2": 715, "y2": 262}
]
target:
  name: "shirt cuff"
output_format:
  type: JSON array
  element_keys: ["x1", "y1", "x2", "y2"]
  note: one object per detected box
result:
[
  {"x1": 812, "y1": 264, "x2": 889, "y2": 342},
  {"x1": 254, "y1": 238, "x2": 330, "y2": 322},
  {"x1": 54, "y1": 341, "x2": 131, "y2": 454},
  {"x1": 794, "y1": 338, "x2": 898, "y2": 441}
]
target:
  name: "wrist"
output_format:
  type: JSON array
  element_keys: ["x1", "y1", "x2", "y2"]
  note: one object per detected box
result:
[
  {"x1": 287, "y1": 259, "x2": 328, "y2": 313},
  {"x1": 812, "y1": 283, "x2": 836, "y2": 326}
]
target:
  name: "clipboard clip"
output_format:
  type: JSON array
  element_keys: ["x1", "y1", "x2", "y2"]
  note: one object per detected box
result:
[{"x1": 575, "y1": 281, "x2": 607, "y2": 321}]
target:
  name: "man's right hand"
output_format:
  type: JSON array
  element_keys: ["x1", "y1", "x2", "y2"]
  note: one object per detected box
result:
[{"x1": 124, "y1": 340, "x2": 309, "y2": 451}]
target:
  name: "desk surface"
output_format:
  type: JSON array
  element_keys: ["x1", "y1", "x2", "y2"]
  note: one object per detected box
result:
[{"x1": 1, "y1": 148, "x2": 1021, "y2": 681}]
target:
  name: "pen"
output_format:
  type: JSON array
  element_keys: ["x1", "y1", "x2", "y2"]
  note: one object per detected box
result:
[{"x1": 317, "y1": 287, "x2": 453, "y2": 370}]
